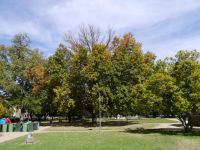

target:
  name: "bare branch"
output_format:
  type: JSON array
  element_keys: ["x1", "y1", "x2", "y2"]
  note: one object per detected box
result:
[{"x1": 64, "y1": 24, "x2": 115, "y2": 53}]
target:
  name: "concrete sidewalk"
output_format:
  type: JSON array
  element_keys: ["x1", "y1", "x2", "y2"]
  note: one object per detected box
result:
[{"x1": 0, "y1": 126, "x2": 50, "y2": 143}]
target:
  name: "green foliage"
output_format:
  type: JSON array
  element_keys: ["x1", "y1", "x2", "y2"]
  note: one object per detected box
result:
[
  {"x1": 0, "y1": 102, "x2": 4, "y2": 115},
  {"x1": 0, "y1": 28, "x2": 200, "y2": 133},
  {"x1": 44, "y1": 44, "x2": 74, "y2": 117},
  {"x1": 0, "y1": 34, "x2": 45, "y2": 116},
  {"x1": 111, "y1": 33, "x2": 155, "y2": 116},
  {"x1": 145, "y1": 50, "x2": 200, "y2": 131},
  {"x1": 171, "y1": 50, "x2": 200, "y2": 131}
]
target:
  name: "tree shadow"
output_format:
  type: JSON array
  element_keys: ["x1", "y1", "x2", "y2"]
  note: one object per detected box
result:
[
  {"x1": 124, "y1": 128, "x2": 200, "y2": 136},
  {"x1": 101, "y1": 121, "x2": 137, "y2": 126},
  {"x1": 169, "y1": 123, "x2": 183, "y2": 127},
  {"x1": 40, "y1": 120, "x2": 137, "y2": 127}
]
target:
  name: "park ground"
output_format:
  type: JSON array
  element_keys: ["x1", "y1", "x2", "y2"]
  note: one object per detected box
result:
[{"x1": 0, "y1": 118, "x2": 200, "y2": 150}]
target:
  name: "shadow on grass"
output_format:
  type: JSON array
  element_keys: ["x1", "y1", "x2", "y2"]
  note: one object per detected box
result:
[
  {"x1": 169, "y1": 123, "x2": 183, "y2": 127},
  {"x1": 124, "y1": 128, "x2": 200, "y2": 136},
  {"x1": 40, "y1": 120, "x2": 137, "y2": 127}
]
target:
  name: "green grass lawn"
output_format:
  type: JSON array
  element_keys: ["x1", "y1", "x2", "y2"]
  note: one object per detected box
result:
[
  {"x1": 0, "y1": 131, "x2": 199, "y2": 150},
  {"x1": 41, "y1": 117, "x2": 178, "y2": 125},
  {"x1": 45, "y1": 117, "x2": 176, "y2": 131},
  {"x1": 103, "y1": 118, "x2": 178, "y2": 123},
  {"x1": 46, "y1": 121, "x2": 156, "y2": 131},
  {"x1": 130, "y1": 118, "x2": 178, "y2": 123},
  {"x1": 1, "y1": 118, "x2": 197, "y2": 150}
]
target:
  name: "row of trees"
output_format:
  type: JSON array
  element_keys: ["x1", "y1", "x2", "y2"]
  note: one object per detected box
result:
[{"x1": 0, "y1": 26, "x2": 200, "y2": 131}]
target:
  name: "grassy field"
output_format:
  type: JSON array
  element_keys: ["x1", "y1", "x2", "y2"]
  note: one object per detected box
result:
[
  {"x1": 0, "y1": 131, "x2": 200, "y2": 150},
  {"x1": 46, "y1": 122, "x2": 156, "y2": 131},
  {"x1": 133, "y1": 118, "x2": 178, "y2": 123},
  {"x1": 45, "y1": 118, "x2": 177, "y2": 131},
  {"x1": 41, "y1": 117, "x2": 178, "y2": 126},
  {"x1": 104, "y1": 118, "x2": 178, "y2": 123},
  {"x1": 1, "y1": 118, "x2": 199, "y2": 150}
]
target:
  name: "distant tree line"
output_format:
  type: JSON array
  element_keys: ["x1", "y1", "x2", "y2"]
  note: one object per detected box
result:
[{"x1": 0, "y1": 25, "x2": 200, "y2": 132}]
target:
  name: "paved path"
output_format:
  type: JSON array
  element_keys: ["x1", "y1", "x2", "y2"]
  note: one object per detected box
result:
[
  {"x1": 154, "y1": 122, "x2": 200, "y2": 131},
  {"x1": 0, "y1": 126, "x2": 50, "y2": 143},
  {"x1": 153, "y1": 123, "x2": 181, "y2": 129},
  {"x1": 0, "y1": 132, "x2": 28, "y2": 143}
]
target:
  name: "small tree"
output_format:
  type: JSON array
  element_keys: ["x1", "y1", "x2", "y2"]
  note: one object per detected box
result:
[
  {"x1": 171, "y1": 50, "x2": 200, "y2": 132},
  {"x1": 147, "y1": 50, "x2": 200, "y2": 132}
]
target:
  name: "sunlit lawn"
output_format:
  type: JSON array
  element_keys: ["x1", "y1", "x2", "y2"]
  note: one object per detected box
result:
[
  {"x1": 46, "y1": 122, "x2": 156, "y2": 131},
  {"x1": 128, "y1": 118, "x2": 178, "y2": 123},
  {"x1": 1, "y1": 118, "x2": 197, "y2": 150},
  {"x1": 0, "y1": 131, "x2": 200, "y2": 150},
  {"x1": 45, "y1": 118, "x2": 178, "y2": 131}
]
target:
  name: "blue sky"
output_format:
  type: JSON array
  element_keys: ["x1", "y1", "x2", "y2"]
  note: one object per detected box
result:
[{"x1": 0, "y1": 0, "x2": 200, "y2": 59}]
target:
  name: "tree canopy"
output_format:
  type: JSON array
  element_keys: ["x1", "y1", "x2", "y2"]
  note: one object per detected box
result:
[{"x1": 0, "y1": 26, "x2": 200, "y2": 131}]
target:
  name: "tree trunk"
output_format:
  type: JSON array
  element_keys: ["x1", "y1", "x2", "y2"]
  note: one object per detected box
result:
[
  {"x1": 59, "y1": 117, "x2": 62, "y2": 123},
  {"x1": 183, "y1": 123, "x2": 192, "y2": 132},
  {"x1": 177, "y1": 114, "x2": 193, "y2": 133},
  {"x1": 91, "y1": 113, "x2": 96, "y2": 124},
  {"x1": 68, "y1": 113, "x2": 72, "y2": 123},
  {"x1": 50, "y1": 116, "x2": 53, "y2": 124},
  {"x1": 126, "y1": 115, "x2": 129, "y2": 123},
  {"x1": 88, "y1": 107, "x2": 97, "y2": 125}
]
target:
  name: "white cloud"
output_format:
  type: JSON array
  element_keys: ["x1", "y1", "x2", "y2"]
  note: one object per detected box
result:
[
  {"x1": 142, "y1": 34, "x2": 200, "y2": 59},
  {"x1": 0, "y1": 0, "x2": 200, "y2": 58},
  {"x1": 39, "y1": 0, "x2": 200, "y2": 30},
  {"x1": 0, "y1": 18, "x2": 53, "y2": 43}
]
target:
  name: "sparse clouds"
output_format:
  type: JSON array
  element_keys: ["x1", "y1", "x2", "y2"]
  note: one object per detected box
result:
[{"x1": 0, "y1": 0, "x2": 200, "y2": 58}]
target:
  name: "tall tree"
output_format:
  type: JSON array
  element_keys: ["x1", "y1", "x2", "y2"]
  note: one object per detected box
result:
[
  {"x1": 81, "y1": 44, "x2": 113, "y2": 123},
  {"x1": 67, "y1": 25, "x2": 114, "y2": 123},
  {"x1": 111, "y1": 33, "x2": 155, "y2": 116},
  {"x1": 0, "y1": 34, "x2": 45, "y2": 117},
  {"x1": 68, "y1": 46, "x2": 89, "y2": 121},
  {"x1": 171, "y1": 50, "x2": 200, "y2": 131},
  {"x1": 44, "y1": 44, "x2": 73, "y2": 122},
  {"x1": 144, "y1": 50, "x2": 200, "y2": 132}
]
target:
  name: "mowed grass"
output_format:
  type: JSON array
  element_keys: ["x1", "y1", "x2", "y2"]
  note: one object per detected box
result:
[
  {"x1": 41, "y1": 117, "x2": 178, "y2": 125},
  {"x1": 0, "y1": 132, "x2": 200, "y2": 150},
  {"x1": 46, "y1": 118, "x2": 178, "y2": 131},
  {"x1": 1, "y1": 118, "x2": 197, "y2": 150},
  {"x1": 130, "y1": 118, "x2": 178, "y2": 123},
  {"x1": 103, "y1": 118, "x2": 178, "y2": 123},
  {"x1": 46, "y1": 122, "x2": 156, "y2": 131}
]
